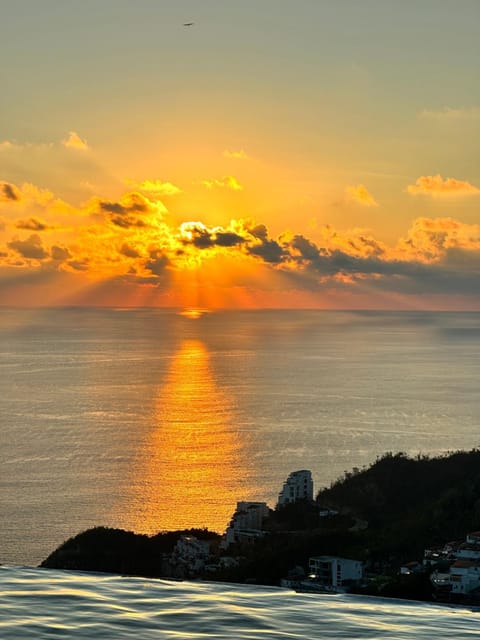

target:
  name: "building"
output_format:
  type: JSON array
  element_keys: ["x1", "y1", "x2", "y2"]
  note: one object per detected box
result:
[
  {"x1": 467, "y1": 532, "x2": 480, "y2": 545},
  {"x1": 309, "y1": 555, "x2": 363, "y2": 589},
  {"x1": 278, "y1": 470, "x2": 314, "y2": 506},
  {"x1": 455, "y1": 542, "x2": 480, "y2": 561},
  {"x1": 449, "y1": 560, "x2": 480, "y2": 595},
  {"x1": 447, "y1": 531, "x2": 480, "y2": 595},
  {"x1": 222, "y1": 501, "x2": 270, "y2": 548},
  {"x1": 171, "y1": 535, "x2": 210, "y2": 573}
]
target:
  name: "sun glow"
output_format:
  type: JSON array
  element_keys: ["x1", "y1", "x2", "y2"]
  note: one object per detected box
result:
[{"x1": 178, "y1": 308, "x2": 209, "y2": 319}]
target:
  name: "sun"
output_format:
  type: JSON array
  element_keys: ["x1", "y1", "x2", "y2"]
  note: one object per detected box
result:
[{"x1": 178, "y1": 308, "x2": 210, "y2": 319}]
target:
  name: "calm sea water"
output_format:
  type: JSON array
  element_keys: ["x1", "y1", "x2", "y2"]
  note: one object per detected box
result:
[
  {"x1": 1, "y1": 308, "x2": 479, "y2": 566},
  {"x1": 0, "y1": 565, "x2": 479, "y2": 639}
]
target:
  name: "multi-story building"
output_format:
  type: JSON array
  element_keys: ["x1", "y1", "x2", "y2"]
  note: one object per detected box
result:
[
  {"x1": 309, "y1": 555, "x2": 363, "y2": 589},
  {"x1": 222, "y1": 501, "x2": 270, "y2": 548},
  {"x1": 278, "y1": 470, "x2": 314, "y2": 506},
  {"x1": 449, "y1": 559, "x2": 480, "y2": 595}
]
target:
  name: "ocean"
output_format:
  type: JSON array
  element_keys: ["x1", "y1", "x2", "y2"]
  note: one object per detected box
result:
[{"x1": 1, "y1": 308, "x2": 479, "y2": 566}]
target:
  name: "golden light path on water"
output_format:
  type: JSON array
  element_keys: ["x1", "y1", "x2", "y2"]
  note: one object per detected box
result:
[{"x1": 122, "y1": 338, "x2": 250, "y2": 534}]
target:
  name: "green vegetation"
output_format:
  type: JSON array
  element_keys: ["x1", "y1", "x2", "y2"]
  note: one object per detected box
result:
[
  {"x1": 41, "y1": 527, "x2": 221, "y2": 577},
  {"x1": 317, "y1": 449, "x2": 480, "y2": 563},
  {"x1": 41, "y1": 449, "x2": 480, "y2": 600}
]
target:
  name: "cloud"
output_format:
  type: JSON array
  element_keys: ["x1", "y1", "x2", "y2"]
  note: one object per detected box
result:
[
  {"x1": 0, "y1": 181, "x2": 21, "y2": 202},
  {"x1": 7, "y1": 234, "x2": 49, "y2": 260},
  {"x1": 98, "y1": 196, "x2": 148, "y2": 215},
  {"x1": 419, "y1": 106, "x2": 480, "y2": 121},
  {"x1": 144, "y1": 250, "x2": 170, "y2": 276},
  {"x1": 200, "y1": 176, "x2": 243, "y2": 191},
  {"x1": 179, "y1": 221, "x2": 246, "y2": 249},
  {"x1": 66, "y1": 259, "x2": 90, "y2": 271},
  {"x1": 223, "y1": 149, "x2": 249, "y2": 160},
  {"x1": 248, "y1": 238, "x2": 285, "y2": 263},
  {"x1": 398, "y1": 217, "x2": 480, "y2": 259},
  {"x1": 15, "y1": 217, "x2": 51, "y2": 231},
  {"x1": 345, "y1": 184, "x2": 378, "y2": 207},
  {"x1": 110, "y1": 215, "x2": 147, "y2": 229},
  {"x1": 120, "y1": 243, "x2": 141, "y2": 258},
  {"x1": 214, "y1": 231, "x2": 246, "y2": 247},
  {"x1": 1, "y1": 179, "x2": 479, "y2": 304},
  {"x1": 51, "y1": 245, "x2": 71, "y2": 261},
  {"x1": 89, "y1": 192, "x2": 168, "y2": 228},
  {"x1": 0, "y1": 140, "x2": 14, "y2": 151},
  {"x1": 407, "y1": 175, "x2": 480, "y2": 197},
  {"x1": 0, "y1": 181, "x2": 73, "y2": 220},
  {"x1": 243, "y1": 223, "x2": 285, "y2": 263},
  {"x1": 63, "y1": 131, "x2": 89, "y2": 151},
  {"x1": 126, "y1": 179, "x2": 182, "y2": 196}
]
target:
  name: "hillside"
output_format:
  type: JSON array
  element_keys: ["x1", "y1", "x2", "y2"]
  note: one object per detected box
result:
[
  {"x1": 41, "y1": 449, "x2": 480, "y2": 592},
  {"x1": 316, "y1": 449, "x2": 480, "y2": 560}
]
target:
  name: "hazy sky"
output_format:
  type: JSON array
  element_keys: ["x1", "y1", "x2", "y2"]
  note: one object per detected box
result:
[{"x1": 1, "y1": 0, "x2": 479, "y2": 308}]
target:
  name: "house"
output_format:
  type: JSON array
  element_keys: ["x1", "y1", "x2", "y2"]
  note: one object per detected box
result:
[
  {"x1": 424, "y1": 540, "x2": 462, "y2": 566},
  {"x1": 445, "y1": 531, "x2": 480, "y2": 595},
  {"x1": 455, "y1": 542, "x2": 480, "y2": 561},
  {"x1": 309, "y1": 555, "x2": 363, "y2": 589},
  {"x1": 449, "y1": 560, "x2": 480, "y2": 595},
  {"x1": 278, "y1": 470, "x2": 314, "y2": 506}
]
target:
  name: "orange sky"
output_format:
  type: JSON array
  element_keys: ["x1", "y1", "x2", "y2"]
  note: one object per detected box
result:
[{"x1": 1, "y1": 2, "x2": 479, "y2": 309}]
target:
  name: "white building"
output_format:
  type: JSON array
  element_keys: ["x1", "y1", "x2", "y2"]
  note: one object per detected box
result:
[
  {"x1": 309, "y1": 555, "x2": 363, "y2": 589},
  {"x1": 172, "y1": 535, "x2": 210, "y2": 572},
  {"x1": 446, "y1": 531, "x2": 480, "y2": 595},
  {"x1": 222, "y1": 501, "x2": 270, "y2": 548},
  {"x1": 449, "y1": 560, "x2": 480, "y2": 594},
  {"x1": 455, "y1": 543, "x2": 480, "y2": 561},
  {"x1": 278, "y1": 470, "x2": 314, "y2": 506}
]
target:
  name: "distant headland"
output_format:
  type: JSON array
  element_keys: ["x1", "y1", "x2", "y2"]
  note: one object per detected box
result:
[{"x1": 41, "y1": 449, "x2": 480, "y2": 604}]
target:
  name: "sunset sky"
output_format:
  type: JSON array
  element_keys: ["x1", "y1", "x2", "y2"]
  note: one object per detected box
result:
[{"x1": 1, "y1": 0, "x2": 479, "y2": 309}]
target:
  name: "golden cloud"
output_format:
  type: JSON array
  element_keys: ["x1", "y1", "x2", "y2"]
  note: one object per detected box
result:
[
  {"x1": 345, "y1": 184, "x2": 378, "y2": 207},
  {"x1": 15, "y1": 217, "x2": 52, "y2": 231},
  {"x1": 1, "y1": 178, "x2": 480, "y2": 306},
  {"x1": 86, "y1": 192, "x2": 168, "y2": 223},
  {"x1": 407, "y1": 175, "x2": 480, "y2": 197},
  {"x1": 200, "y1": 176, "x2": 243, "y2": 191},
  {"x1": 126, "y1": 179, "x2": 182, "y2": 196},
  {"x1": 63, "y1": 131, "x2": 89, "y2": 151},
  {"x1": 0, "y1": 181, "x2": 21, "y2": 202},
  {"x1": 7, "y1": 234, "x2": 49, "y2": 261},
  {"x1": 398, "y1": 217, "x2": 480, "y2": 260},
  {"x1": 0, "y1": 182, "x2": 73, "y2": 222}
]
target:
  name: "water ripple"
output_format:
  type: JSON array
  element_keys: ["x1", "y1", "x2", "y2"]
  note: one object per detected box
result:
[{"x1": 0, "y1": 566, "x2": 479, "y2": 639}]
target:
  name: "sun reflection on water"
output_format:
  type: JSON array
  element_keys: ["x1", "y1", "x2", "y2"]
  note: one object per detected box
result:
[{"x1": 123, "y1": 339, "x2": 249, "y2": 534}]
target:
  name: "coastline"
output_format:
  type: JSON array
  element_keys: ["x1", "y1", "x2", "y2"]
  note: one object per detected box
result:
[{"x1": 40, "y1": 449, "x2": 480, "y2": 606}]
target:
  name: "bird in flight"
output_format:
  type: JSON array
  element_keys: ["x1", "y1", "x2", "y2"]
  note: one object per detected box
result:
[{"x1": 183, "y1": 22, "x2": 194, "y2": 26}]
